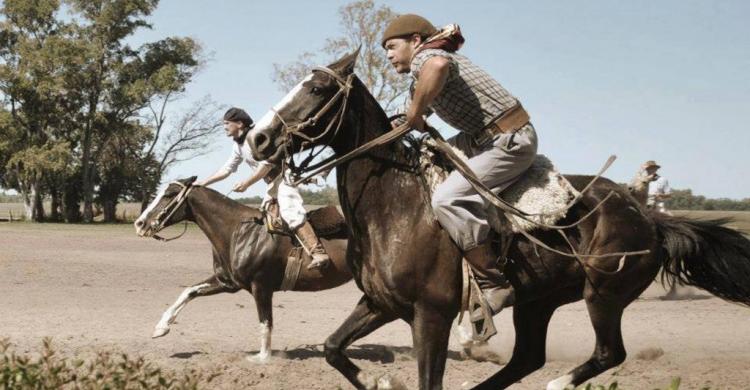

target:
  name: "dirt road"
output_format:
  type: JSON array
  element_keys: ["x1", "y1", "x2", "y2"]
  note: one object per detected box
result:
[{"x1": 2, "y1": 223, "x2": 750, "y2": 389}]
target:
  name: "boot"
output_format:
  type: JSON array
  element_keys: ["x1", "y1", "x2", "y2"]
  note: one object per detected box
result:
[
  {"x1": 295, "y1": 221, "x2": 331, "y2": 270},
  {"x1": 464, "y1": 242, "x2": 511, "y2": 314}
]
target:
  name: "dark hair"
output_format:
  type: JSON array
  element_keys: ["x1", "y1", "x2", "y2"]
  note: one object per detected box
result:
[{"x1": 223, "y1": 107, "x2": 254, "y2": 128}]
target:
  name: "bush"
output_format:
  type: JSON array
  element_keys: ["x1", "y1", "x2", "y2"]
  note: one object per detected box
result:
[{"x1": 0, "y1": 338, "x2": 214, "y2": 389}]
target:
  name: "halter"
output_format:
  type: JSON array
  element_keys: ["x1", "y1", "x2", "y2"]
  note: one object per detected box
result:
[
  {"x1": 150, "y1": 181, "x2": 194, "y2": 242},
  {"x1": 271, "y1": 66, "x2": 355, "y2": 185}
]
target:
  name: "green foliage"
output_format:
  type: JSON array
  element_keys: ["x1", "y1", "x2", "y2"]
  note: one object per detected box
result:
[
  {"x1": 0, "y1": 338, "x2": 211, "y2": 389},
  {"x1": 667, "y1": 189, "x2": 750, "y2": 211},
  {"x1": 580, "y1": 377, "x2": 691, "y2": 390},
  {"x1": 236, "y1": 185, "x2": 339, "y2": 206},
  {"x1": 0, "y1": 0, "x2": 208, "y2": 222}
]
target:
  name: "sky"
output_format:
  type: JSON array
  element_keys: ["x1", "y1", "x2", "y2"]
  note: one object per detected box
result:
[{"x1": 125, "y1": 0, "x2": 750, "y2": 200}]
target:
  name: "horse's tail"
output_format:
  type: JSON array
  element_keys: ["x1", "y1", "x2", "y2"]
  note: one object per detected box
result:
[{"x1": 652, "y1": 211, "x2": 750, "y2": 305}]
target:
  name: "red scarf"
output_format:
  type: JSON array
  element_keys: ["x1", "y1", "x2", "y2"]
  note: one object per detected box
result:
[{"x1": 414, "y1": 24, "x2": 465, "y2": 56}]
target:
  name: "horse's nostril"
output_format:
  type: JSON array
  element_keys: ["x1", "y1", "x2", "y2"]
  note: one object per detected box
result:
[
  {"x1": 255, "y1": 133, "x2": 269, "y2": 150},
  {"x1": 135, "y1": 219, "x2": 144, "y2": 228}
]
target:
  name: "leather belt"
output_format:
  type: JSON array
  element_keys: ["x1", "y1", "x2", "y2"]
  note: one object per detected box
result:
[{"x1": 474, "y1": 103, "x2": 531, "y2": 145}]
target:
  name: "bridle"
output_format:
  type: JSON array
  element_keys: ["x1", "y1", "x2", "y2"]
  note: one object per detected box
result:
[
  {"x1": 149, "y1": 181, "x2": 194, "y2": 242},
  {"x1": 270, "y1": 66, "x2": 355, "y2": 185}
]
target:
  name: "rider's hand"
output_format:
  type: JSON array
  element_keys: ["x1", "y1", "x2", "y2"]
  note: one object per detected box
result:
[
  {"x1": 232, "y1": 181, "x2": 249, "y2": 192},
  {"x1": 405, "y1": 112, "x2": 426, "y2": 132}
]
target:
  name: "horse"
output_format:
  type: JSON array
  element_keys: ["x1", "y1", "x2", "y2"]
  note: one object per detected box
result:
[
  {"x1": 133, "y1": 177, "x2": 352, "y2": 361},
  {"x1": 247, "y1": 50, "x2": 750, "y2": 389}
]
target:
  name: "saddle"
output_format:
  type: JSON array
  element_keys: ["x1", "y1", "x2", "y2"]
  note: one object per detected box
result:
[
  {"x1": 231, "y1": 204, "x2": 348, "y2": 292},
  {"x1": 417, "y1": 136, "x2": 579, "y2": 342},
  {"x1": 262, "y1": 200, "x2": 348, "y2": 240},
  {"x1": 418, "y1": 137, "x2": 579, "y2": 232}
]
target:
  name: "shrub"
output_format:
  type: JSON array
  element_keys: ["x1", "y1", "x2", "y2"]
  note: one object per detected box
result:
[{"x1": 0, "y1": 338, "x2": 214, "y2": 389}]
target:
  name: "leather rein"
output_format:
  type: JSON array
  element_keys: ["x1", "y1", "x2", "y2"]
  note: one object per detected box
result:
[{"x1": 270, "y1": 66, "x2": 650, "y2": 266}]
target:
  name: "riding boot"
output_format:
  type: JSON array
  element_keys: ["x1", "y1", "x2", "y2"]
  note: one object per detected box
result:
[
  {"x1": 464, "y1": 241, "x2": 511, "y2": 314},
  {"x1": 294, "y1": 221, "x2": 331, "y2": 270}
]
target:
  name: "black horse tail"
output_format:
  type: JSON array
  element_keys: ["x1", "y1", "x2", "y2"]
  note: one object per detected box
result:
[{"x1": 652, "y1": 211, "x2": 750, "y2": 305}]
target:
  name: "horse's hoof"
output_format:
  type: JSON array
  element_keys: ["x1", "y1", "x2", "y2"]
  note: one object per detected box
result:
[
  {"x1": 356, "y1": 372, "x2": 377, "y2": 390},
  {"x1": 377, "y1": 375, "x2": 407, "y2": 390},
  {"x1": 152, "y1": 327, "x2": 170, "y2": 338},
  {"x1": 246, "y1": 352, "x2": 270, "y2": 363}
]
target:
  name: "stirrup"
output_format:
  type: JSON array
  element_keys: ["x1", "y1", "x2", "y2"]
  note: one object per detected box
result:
[
  {"x1": 307, "y1": 252, "x2": 331, "y2": 270},
  {"x1": 466, "y1": 269, "x2": 498, "y2": 342}
]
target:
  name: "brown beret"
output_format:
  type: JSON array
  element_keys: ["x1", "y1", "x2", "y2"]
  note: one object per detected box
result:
[{"x1": 381, "y1": 14, "x2": 437, "y2": 48}]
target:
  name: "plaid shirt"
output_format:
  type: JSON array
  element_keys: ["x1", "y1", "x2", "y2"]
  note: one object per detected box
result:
[{"x1": 406, "y1": 49, "x2": 518, "y2": 135}]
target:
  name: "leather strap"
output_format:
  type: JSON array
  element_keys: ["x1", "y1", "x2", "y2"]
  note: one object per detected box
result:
[{"x1": 474, "y1": 103, "x2": 530, "y2": 145}]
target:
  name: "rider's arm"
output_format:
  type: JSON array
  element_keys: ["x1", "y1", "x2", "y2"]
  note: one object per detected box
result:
[
  {"x1": 198, "y1": 144, "x2": 242, "y2": 186},
  {"x1": 199, "y1": 170, "x2": 231, "y2": 187},
  {"x1": 233, "y1": 164, "x2": 274, "y2": 192},
  {"x1": 406, "y1": 56, "x2": 450, "y2": 131}
]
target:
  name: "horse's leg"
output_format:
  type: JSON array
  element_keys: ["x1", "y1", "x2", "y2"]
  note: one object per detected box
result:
[
  {"x1": 412, "y1": 304, "x2": 453, "y2": 390},
  {"x1": 324, "y1": 295, "x2": 395, "y2": 390},
  {"x1": 152, "y1": 275, "x2": 235, "y2": 338},
  {"x1": 471, "y1": 298, "x2": 559, "y2": 390},
  {"x1": 247, "y1": 281, "x2": 274, "y2": 362},
  {"x1": 546, "y1": 301, "x2": 626, "y2": 390}
]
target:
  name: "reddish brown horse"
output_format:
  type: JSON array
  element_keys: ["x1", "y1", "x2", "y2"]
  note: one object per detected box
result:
[
  {"x1": 248, "y1": 50, "x2": 750, "y2": 389},
  {"x1": 134, "y1": 177, "x2": 351, "y2": 361}
]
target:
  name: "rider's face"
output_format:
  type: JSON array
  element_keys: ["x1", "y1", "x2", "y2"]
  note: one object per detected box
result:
[
  {"x1": 385, "y1": 35, "x2": 420, "y2": 74},
  {"x1": 223, "y1": 120, "x2": 243, "y2": 138}
]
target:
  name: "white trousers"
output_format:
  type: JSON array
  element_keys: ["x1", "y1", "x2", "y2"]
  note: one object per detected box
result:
[{"x1": 263, "y1": 176, "x2": 307, "y2": 229}]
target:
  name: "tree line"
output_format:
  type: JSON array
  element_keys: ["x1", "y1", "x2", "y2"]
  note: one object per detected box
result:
[{"x1": 0, "y1": 0, "x2": 222, "y2": 222}]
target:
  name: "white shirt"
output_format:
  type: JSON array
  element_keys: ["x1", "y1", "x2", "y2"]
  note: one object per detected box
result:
[
  {"x1": 219, "y1": 140, "x2": 274, "y2": 175},
  {"x1": 647, "y1": 176, "x2": 671, "y2": 206}
]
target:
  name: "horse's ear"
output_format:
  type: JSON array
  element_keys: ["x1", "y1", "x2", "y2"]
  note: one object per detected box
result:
[
  {"x1": 182, "y1": 176, "x2": 197, "y2": 186},
  {"x1": 330, "y1": 46, "x2": 361, "y2": 76}
]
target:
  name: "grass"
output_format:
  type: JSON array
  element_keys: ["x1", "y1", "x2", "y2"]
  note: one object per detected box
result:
[{"x1": 0, "y1": 339, "x2": 218, "y2": 389}]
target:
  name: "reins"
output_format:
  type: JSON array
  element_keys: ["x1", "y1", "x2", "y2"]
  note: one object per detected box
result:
[
  {"x1": 275, "y1": 66, "x2": 650, "y2": 267},
  {"x1": 150, "y1": 181, "x2": 195, "y2": 242}
]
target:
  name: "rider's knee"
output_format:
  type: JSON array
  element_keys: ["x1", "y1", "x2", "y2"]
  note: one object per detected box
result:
[{"x1": 430, "y1": 187, "x2": 451, "y2": 215}]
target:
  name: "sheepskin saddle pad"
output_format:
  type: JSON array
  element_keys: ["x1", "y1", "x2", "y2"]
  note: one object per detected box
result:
[{"x1": 418, "y1": 138, "x2": 580, "y2": 232}]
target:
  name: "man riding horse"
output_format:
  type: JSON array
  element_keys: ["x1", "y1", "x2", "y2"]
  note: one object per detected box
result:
[
  {"x1": 199, "y1": 107, "x2": 330, "y2": 270},
  {"x1": 383, "y1": 14, "x2": 537, "y2": 313}
]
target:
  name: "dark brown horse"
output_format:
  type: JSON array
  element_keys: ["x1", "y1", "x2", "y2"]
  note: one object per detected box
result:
[
  {"x1": 248, "y1": 51, "x2": 750, "y2": 389},
  {"x1": 134, "y1": 177, "x2": 351, "y2": 361}
]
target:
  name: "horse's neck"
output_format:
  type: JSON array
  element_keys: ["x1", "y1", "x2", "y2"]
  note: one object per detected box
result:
[
  {"x1": 187, "y1": 187, "x2": 256, "y2": 260},
  {"x1": 334, "y1": 84, "x2": 425, "y2": 231}
]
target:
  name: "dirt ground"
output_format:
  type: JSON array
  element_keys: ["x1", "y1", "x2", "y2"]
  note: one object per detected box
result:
[{"x1": 2, "y1": 221, "x2": 750, "y2": 389}]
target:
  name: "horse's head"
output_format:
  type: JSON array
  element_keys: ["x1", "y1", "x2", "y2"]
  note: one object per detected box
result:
[
  {"x1": 134, "y1": 176, "x2": 197, "y2": 238},
  {"x1": 248, "y1": 49, "x2": 360, "y2": 163}
]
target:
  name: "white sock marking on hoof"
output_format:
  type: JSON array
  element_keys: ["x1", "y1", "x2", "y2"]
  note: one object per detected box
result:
[
  {"x1": 356, "y1": 372, "x2": 377, "y2": 390},
  {"x1": 152, "y1": 326, "x2": 170, "y2": 338},
  {"x1": 246, "y1": 351, "x2": 270, "y2": 363},
  {"x1": 377, "y1": 375, "x2": 407, "y2": 390},
  {"x1": 546, "y1": 374, "x2": 574, "y2": 390}
]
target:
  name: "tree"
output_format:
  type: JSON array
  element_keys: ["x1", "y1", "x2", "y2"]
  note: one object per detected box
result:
[
  {"x1": 0, "y1": 0, "x2": 72, "y2": 221},
  {"x1": 272, "y1": 0, "x2": 407, "y2": 113},
  {"x1": 132, "y1": 95, "x2": 224, "y2": 211}
]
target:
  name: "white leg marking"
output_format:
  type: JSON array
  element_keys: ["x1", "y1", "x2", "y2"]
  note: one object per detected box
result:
[
  {"x1": 356, "y1": 372, "x2": 377, "y2": 390},
  {"x1": 546, "y1": 373, "x2": 574, "y2": 390},
  {"x1": 152, "y1": 283, "x2": 210, "y2": 338},
  {"x1": 247, "y1": 321, "x2": 272, "y2": 363}
]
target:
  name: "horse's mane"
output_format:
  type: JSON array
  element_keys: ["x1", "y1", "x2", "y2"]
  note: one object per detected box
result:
[
  {"x1": 195, "y1": 184, "x2": 263, "y2": 217},
  {"x1": 349, "y1": 75, "x2": 424, "y2": 169}
]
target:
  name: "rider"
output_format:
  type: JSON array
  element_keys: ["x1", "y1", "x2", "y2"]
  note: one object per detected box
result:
[
  {"x1": 382, "y1": 14, "x2": 538, "y2": 312},
  {"x1": 198, "y1": 107, "x2": 331, "y2": 270}
]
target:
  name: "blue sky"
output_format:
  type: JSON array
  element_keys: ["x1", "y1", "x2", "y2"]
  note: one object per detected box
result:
[{"x1": 129, "y1": 0, "x2": 750, "y2": 200}]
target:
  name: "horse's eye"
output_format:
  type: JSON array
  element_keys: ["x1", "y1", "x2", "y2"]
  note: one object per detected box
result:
[{"x1": 310, "y1": 86, "x2": 321, "y2": 95}]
